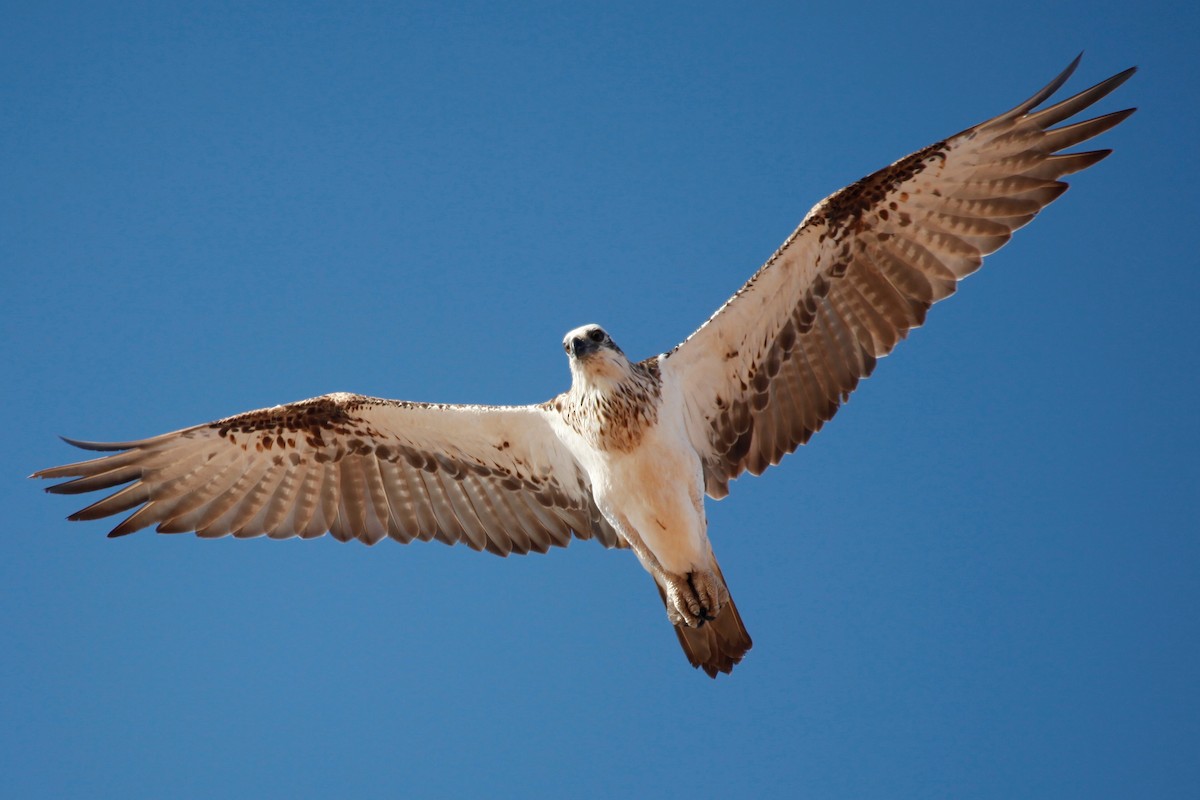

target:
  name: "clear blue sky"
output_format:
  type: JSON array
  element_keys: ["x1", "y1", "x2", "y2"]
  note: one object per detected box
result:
[{"x1": 3, "y1": 2, "x2": 1197, "y2": 797}]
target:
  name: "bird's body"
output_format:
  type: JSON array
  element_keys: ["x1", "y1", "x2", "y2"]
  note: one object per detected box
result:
[
  {"x1": 552, "y1": 333, "x2": 740, "y2": 655},
  {"x1": 556, "y1": 329, "x2": 708, "y2": 577},
  {"x1": 34, "y1": 57, "x2": 1135, "y2": 677}
]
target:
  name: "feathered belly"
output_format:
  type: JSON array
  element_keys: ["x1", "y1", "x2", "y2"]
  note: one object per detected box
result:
[{"x1": 597, "y1": 440, "x2": 709, "y2": 575}]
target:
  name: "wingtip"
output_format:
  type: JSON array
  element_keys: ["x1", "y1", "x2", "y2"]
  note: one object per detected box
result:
[
  {"x1": 1111, "y1": 65, "x2": 1139, "y2": 90},
  {"x1": 59, "y1": 435, "x2": 130, "y2": 452},
  {"x1": 995, "y1": 53, "x2": 1136, "y2": 124},
  {"x1": 1101, "y1": 65, "x2": 1139, "y2": 92}
]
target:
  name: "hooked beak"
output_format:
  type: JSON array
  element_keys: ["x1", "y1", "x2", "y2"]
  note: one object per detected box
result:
[{"x1": 569, "y1": 336, "x2": 600, "y2": 359}]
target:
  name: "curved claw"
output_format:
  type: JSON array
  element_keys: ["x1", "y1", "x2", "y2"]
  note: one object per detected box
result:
[{"x1": 663, "y1": 569, "x2": 728, "y2": 628}]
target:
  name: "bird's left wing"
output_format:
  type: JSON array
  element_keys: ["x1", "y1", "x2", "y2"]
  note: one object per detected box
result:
[
  {"x1": 33, "y1": 392, "x2": 624, "y2": 554},
  {"x1": 658, "y1": 57, "x2": 1135, "y2": 498}
]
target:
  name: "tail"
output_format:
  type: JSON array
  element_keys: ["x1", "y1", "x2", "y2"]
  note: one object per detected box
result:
[{"x1": 656, "y1": 561, "x2": 753, "y2": 678}]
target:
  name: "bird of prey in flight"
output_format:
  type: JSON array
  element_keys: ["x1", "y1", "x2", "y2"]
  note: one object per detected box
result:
[{"x1": 34, "y1": 57, "x2": 1134, "y2": 677}]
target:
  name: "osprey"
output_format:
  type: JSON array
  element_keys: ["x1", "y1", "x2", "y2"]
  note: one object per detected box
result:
[{"x1": 33, "y1": 57, "x2": 1134, "y2": 677}]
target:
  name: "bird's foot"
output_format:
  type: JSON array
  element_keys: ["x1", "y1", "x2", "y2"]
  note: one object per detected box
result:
[{"x1": 662, "y1": 569, "x2": 728, "y2": 628}]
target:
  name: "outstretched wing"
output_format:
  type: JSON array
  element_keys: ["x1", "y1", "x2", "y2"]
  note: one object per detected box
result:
[
  {"x1": 659, "y1": 56, "x2": 1135, "y2": 498},
  {"x1": 32, "y1": 392, "x2": 624, "y2": 555}
]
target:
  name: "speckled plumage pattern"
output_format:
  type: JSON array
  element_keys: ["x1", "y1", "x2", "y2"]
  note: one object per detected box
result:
[
  {"x1": 556, "y1": 359, "x2": 662, "y2": 453},
  {"x1": 663, "y1": 56, "x2": 1135, "y2": 500}
]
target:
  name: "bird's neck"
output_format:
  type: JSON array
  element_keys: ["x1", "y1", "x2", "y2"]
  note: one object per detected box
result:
[{"x1": 562, "y1": 358, "x2": 663, "y2": 453}]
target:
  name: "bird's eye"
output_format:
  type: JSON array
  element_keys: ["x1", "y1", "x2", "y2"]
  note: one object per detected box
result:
[
  {"x1": 588, "y1": 329, "x2": 605, "y2": 343},
  {"x1": 564, "y1": 341, "x2": 571, "y2": 353}
]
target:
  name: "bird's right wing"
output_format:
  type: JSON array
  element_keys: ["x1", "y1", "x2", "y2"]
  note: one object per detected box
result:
[
  {"x1": 658, "y1": 57, "x2": 1135, "y2": 498},
  {"x1": 32, "y1": 392, "x2": 624, "y2": 555}
]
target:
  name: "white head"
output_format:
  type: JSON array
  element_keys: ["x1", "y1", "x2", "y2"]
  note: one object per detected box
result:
[{"x1": 562, "y1": 324, "x2": 630, "y2": 387}]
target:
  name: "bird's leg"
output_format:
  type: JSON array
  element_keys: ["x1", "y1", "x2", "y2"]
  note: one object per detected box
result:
[
  {"x1": 602, "y1": 507, "x2": 727, "y2": 628},
  {"x1": 660, "y1": 569, "x2": 728, "y2": 628}
]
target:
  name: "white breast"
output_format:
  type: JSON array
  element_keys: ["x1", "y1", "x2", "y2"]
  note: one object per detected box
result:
[
  {"x1": 601, "y1": 433, "x2": 709, "y2": 573},
  {"x1": 562, "y1": 375, "x2": 710, "y2": 575}
]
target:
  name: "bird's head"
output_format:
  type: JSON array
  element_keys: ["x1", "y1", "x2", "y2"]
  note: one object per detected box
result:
[{"x1": 562, "y1": 324, "x2": 630, "y2": 388}]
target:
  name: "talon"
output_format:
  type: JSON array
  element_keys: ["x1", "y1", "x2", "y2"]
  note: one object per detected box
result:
[{"x1": 664, "y1": 568, "x2": 727, "y2": 629}]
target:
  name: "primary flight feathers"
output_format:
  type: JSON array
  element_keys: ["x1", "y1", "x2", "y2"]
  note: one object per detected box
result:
[{"x1": 35, "y1": 57, "x2": 1134, "y2": 678}]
